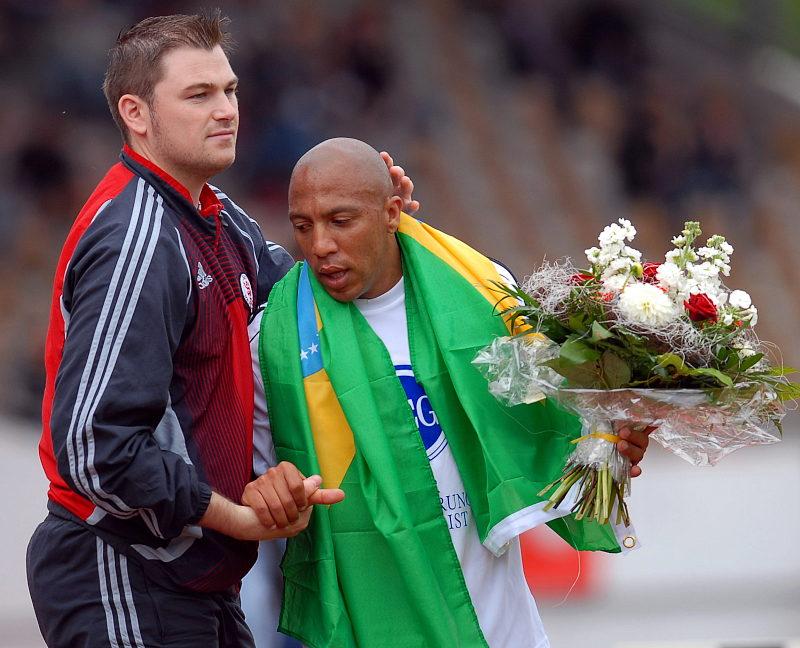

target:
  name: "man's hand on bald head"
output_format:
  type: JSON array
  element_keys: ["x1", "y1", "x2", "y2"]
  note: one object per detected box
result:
[{"x1": 380, "y1": 151, "x2": 420, "y2": 215}]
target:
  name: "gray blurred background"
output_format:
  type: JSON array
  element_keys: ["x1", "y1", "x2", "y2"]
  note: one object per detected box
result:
[{"x1": 0, "y1": 1, "x2": 798, "y2": 647}]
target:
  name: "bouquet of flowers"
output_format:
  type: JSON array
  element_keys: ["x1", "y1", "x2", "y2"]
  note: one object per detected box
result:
[{"x1": 474, "y1": 219, "x2": 798, "y2": 530}]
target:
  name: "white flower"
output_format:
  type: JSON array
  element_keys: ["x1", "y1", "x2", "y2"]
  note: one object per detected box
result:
[
  {"x1": 602, "y1": 274, "x2": 628, "y2": 292},
  {"x1": 705, "y1": 282, "x2": 725, "y2": 298},
  {"x1": 687, "y1": 261, "x2": 720, "y2": 282},
  {"x1": 721, "y1": 312, "x2": 734, "y2": 326},
  {"x1": 656, "y1": 262, "x2": 684, "y2": 291},
  {"x1": 616, "y1": 218, "x2": 636, "y2": 239},
  {"x1": 617, "y1": 282, "x2": 679, "y2": 327},
  {"x1": 599, "y1": 230, "x2": 619, "y2": 247},
  {"x1": 606, "y1": 257, "x2": 634, "y2": 274},
  {"x1": 656, "y1": 262, "x2": 682, "y2": 282},
  {"x1": 715, "y1": 261, "x2": 731, "y2": 277},
  {"x1": 621, "y1": 245, "x2": 642, "y2": 261},
  {"x1": 736, "y1": 340, "x2": 757, "y2": 357},
  {"x1": 589, "y1": 220, "x2": 643, "y2": 276},
  {"x1": 729, "y1": 290, "x2": 752, "y2": 309},
  {"x1": 671, "y1": 235, "x2": 686, "y2": 246},
  {"x1": 598, "y1": 219, "x2": 636, "y2": 247}
]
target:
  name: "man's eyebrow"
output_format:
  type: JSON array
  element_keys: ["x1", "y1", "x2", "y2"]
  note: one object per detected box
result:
[
  {"x1": 182, "y1": 77, "x2": 239, "y2": 92},
  {"x1": 288, "y1": 205, "x2": 361, "y2": 220},
  {"x1": 323, "y1": 205, "x2": 361, "y2": 216}
]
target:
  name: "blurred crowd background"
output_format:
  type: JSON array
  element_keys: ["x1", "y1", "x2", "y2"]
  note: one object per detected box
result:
[
  {"x1": 2, "y1": 0, "x2": 800, "y2": 418},
  {"x1": 0, "y1": 1, "x2": 798, "y2": 646}
]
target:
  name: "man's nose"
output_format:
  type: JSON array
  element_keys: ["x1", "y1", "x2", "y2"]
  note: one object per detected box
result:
[
  {"x1": 311, "y1": 230, "x2": 337, "y2": 258},
  {"x1": 212, "y1": 94, "x2": 237, "y2": 122}
]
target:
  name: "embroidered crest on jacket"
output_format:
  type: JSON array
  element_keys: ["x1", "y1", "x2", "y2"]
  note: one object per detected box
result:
[{"x1": 196, "y1": 262, "x2": 213, "y2": 289}]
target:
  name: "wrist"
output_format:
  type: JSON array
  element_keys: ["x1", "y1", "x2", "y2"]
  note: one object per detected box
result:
[
  {"x1": 189, "y1": 482, "x2": 213, "y2": 525},
  {"x1": 199, "y1": 491, "x2": 249, "y2": 539}
]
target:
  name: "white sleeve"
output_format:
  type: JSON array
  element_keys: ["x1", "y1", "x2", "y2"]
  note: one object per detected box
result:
[
  {"x1": 483, "y1": 481, "x2": 640, "y2": 556},
  {"x1": 249, "y1": 308, "x2": 277, "y2": 475},
  {"x1": 492, "y1": 260, "x2": 517, "y2": 289}
]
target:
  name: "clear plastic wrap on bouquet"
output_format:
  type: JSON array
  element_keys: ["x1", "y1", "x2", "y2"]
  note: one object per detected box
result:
[{"x1": 473, "y1": 335, "x2": 784, "y2": 467}]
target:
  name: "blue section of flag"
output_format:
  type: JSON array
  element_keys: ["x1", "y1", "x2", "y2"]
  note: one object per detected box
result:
[
  {"x1": 297, "y1": 264, "x2": 323, "y2": 377},
  {"x1": 395, "y1": 364, "x2": 443, "y2": 451}
]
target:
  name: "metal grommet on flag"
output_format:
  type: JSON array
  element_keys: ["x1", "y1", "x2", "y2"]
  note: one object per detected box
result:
[{"x1": 623, "y1": 535, "x2": 636, "y2": 549}]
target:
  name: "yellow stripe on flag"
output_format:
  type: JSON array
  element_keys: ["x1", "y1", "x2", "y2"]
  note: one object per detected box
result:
[
  {"x1": 398, "y1": 213, "x2": 521, "y2": 331},
  {"x1": 303, "y1": 368, "x2": 355, "y2": 489}
]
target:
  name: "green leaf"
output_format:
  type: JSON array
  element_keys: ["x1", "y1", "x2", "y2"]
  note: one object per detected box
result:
[
  {"x1": 539, "y1": 319, "x2": 570, "y2": 344},
  {"x1": 590, "y1": 321, "x2": 614, "y2": 342},
  {"x1": 686, "y1": 367, "x2": 734, "y2": 386},
  {"x1": 763, "y1": 366, "x2": 799, "y2": 377},
  {"x1": 774, "y1": 381, "x2": 800, "y2": 402},
  {"x1": 489, "y1": 280, "x2": 534, "y2": 305},
  {"x1": 600, "y1": 350, "x2": 632, "y2": 388},
  {"x1": 560, "y1": 338, "x2": 601, "y2": 365},
  {"x1": 656, "y1": 353, "x2": 689, "y2": 375},
  {"x1": 717, "y1": 347, "x2": 739, "y2": 371},
  {"x1": 568, "y1": 313, "x2": 590, "y2": 334},
  {"x1": 542, "y1": 358, "x2": 603, "y2": 388},
  {"x1": 738, "y1": 353, "x2": 764, "y2": 372}
]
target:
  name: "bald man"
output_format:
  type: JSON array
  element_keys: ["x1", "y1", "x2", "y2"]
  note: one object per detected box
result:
[{"x1": 247, "y1": 138, "x2": 651, "y2": 647}]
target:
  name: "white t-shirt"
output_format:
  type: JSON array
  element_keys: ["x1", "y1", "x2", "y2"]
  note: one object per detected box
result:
[
  {"x1": 354, "y1": 277, "x2": 550, "y2": 648},
  {"x1": 251, "y1": 311, "x2": 277, "y2": 473}
]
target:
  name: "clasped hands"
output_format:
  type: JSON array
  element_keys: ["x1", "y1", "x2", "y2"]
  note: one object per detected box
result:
[
  {"x1": 199, "y1": 462, "x2": 344, "y2": 542},
  {"x1": 239, "y1": 462, "x2": 345, "y2": 539}
]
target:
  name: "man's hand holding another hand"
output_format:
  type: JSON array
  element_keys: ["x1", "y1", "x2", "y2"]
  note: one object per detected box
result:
[
  {"x1": 200, "y1": 462, "x2": 344, "y2": 541},
  {"x1": 242, "y1": 461, "x2": 345, "y2": 528}
]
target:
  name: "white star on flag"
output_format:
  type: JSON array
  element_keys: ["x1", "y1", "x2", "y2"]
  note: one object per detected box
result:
[
  {"x1": 309, "y1": 342, "x2": 319, "y2": 354},
  {"x1": 300, "y1": 349, "x2": 309, "y2": 360}
]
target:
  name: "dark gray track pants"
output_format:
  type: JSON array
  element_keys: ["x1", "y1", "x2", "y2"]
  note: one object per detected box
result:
[{"x1": 27, "y1": 513, "x2": 256, "y2": 648}]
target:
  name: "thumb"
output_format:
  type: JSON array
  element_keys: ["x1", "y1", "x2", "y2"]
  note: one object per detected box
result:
[
  {"x1": 302, "y1": 475, "x2": 323, "y2": 499},
  {"x1": 308, "y1": 487, "x2": 345, "y2": 506},
  {"x1": 303, "y1": 475, "x2": 345, "y2": 505}
]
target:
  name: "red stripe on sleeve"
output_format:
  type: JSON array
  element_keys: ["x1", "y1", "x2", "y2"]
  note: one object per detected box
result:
[{"x1": 39, "y1": 162, "x2": 134, "y2": 520}]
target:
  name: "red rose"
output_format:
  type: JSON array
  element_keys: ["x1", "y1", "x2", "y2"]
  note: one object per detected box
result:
[
  {"x1": 642, "y1": 262, "x2": 661, "y2": 284},
  {"x1": 684, "y1": 293, "x2": 718, "y2": 323},
  {"x1": 570, "y1": 273, "x2": 596, "y2": 285}
]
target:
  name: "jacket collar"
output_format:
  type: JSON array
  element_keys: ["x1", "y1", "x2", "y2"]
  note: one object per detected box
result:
[{"x1": 120, "y1": 145, "x2": 223, "y2": 219}]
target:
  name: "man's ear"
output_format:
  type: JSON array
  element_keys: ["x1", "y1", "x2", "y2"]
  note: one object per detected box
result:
[
  {"x1": 118, "y1": 94, "x2": 151, "y2": 137},
  {"x1": 385, "y1": 195, "x2": 403, "y2": 234}
]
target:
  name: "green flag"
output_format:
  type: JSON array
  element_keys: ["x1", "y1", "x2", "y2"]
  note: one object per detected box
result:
[{"x1": 261, "y1": 214, "x2": 620, "y2": 647}]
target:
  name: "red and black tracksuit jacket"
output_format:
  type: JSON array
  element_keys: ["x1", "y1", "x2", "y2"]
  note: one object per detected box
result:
[{"x1": 38, "y1": 146, "x2": 293, "y2": 593}]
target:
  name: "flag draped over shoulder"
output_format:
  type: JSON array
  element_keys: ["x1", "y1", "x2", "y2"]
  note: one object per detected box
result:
[{"x1": 260, "y1": 214, "x2": 620, "y2": 648}]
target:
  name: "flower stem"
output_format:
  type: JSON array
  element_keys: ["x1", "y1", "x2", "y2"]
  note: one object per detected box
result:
[{"x1": 540, "y1": 465, "x2": 584, "y2": 511}]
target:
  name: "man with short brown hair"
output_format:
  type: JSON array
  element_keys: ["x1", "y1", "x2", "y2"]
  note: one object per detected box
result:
[
  {"x1": 25, "y1": 12, "x2": 360, "y2": 647},
  {"x1": 102, "y1": 12, "x2": 235, "y2": 144}
]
